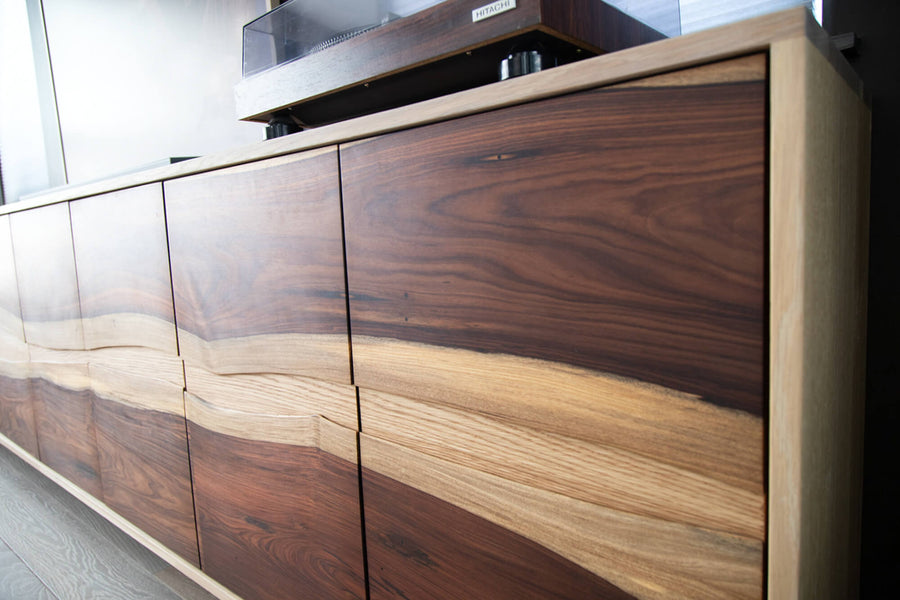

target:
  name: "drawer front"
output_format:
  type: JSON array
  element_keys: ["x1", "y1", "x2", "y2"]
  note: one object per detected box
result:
[
  {"x1": 343, "y1": 55, "x2": 768, "y2": 600},
  {"x1": 185, "y1": 393, "x2": 365, "y2": 600}
]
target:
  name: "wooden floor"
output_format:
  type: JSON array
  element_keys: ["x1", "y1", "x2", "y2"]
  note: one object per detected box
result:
[{"x1": 0, "y1": 445, "x2": 217, "y2": 600}]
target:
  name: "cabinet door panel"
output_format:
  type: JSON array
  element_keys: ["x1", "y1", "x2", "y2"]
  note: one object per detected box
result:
[
  {"x1": 93, "y1": 392, "x2": 198, "y2": 566},
  {"x1": 9, "y1": 204, "x2": 83, "y2": 351},
  {"x1": 165, "y1": 149, "x2": 350, "y2": 384},
  {"x1": 344, "y1": 55, "x2": 768, "y2": 600},
  {"x1": 0, "y1": 374, "x2": 38, "y2": 456},
  {"x1": 69, "y1": 184, "x2": 176, "y2": 354},
  {"x1": 341, "y1": 59, "x2": 766, "y2": 417},
  {"x1": 30, "y1": 374, "x2": 102, "y2": 498},
  {"x1": 186, "y1": 394, "x2": 365, "y2": 600}
]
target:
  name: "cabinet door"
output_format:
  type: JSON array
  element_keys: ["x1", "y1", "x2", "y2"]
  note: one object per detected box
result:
[
  {"x1": 167, "y1": 148, "x2": 364, "y2": 597},
  {"x1": 0, "y1": 215, "x2": 37, "y2": 455},
  {"x1": 164, "y1": 149, "x2": 351, "y2": 386},
  {"x1": 9, "y1": 205, "x2": 100, "y2": 493},
  {"x1": 342, "y1": 55, "x2": 767, "y2": 599},
  {"x1": 70, "y1": 184, "x2": 176, "y2": 354},
  {"x1": 10, "y1": 203, "x2": 83, "y2": 351},
  {"x1": 69, "y1": 184, "x2": 198, "y2": 565},
  {"x1": 186, "y1": 394, "x2": 366, "y2": 600}
]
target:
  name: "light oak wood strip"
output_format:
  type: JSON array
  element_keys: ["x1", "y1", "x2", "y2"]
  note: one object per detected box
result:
[
  {"x1": 178, "y1": 330, "x2": 351, "y2": 386},
  {"x1": 26, "y1": 347, "x2": 91, "y2": 392},
  {"x1": 6, "y1": 9, "x2": 835, "y2": 212},
  {"x1": 361, "y1": 434, "x2": 762, "y2": 600},
  {"x1": 185, "y1": 392, "x2": 358, "y2": 464},
  {"x1": 360, "y1": 388, "x2": 764, "y2": 540},
  {"x1": 9, "y1": 204, "x2": 84, "y2": 351},
  {"x1": 0, "y1": 216, "x2": 25, "y2": 347},
  {"x1": 0, "y1": 434, "x2": 243, "y2": 600},
  {"x1": 80, "y1": 314, "x2": 177, "y2": 355},
  {"x1": 612, "y1": 52, "x2": 765, "y2": 89},
  {"x1": 768, "y1": 37, "x2": 870, "y2": 600},
  {"x1": 353, "y1": 336, "x2": 763, "y2": 492},
  {"x1": 70, "y1": 184, "x2": 176, "y2": 354},
  {"x1": 0, "y1": 330, "x2": 29, "y2": 364},
  {"x1": 0, "y1": 360, "x2": 29, "y2": 381},
  {"x1": 88, "y1": 347, "x2": 185, "y2": 416},
  {"x1": 183, "y1": 363, "x2": 358, "y2": 431}
]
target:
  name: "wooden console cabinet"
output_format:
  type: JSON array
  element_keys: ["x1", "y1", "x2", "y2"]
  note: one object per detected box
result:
[{"x1": 0, "y1": 9, "x2": 869, "y2": 600}]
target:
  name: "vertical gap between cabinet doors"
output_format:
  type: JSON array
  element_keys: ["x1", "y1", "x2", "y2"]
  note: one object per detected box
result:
[
  {"x1": 337, "y1": 145, "x2": 371, "y2": 599},
  {"x1": 762, "y1": 48, "x2": 772, "y2": 594},
  {"x1": 160, "y1": 182, "x2": 203, "y2": 569}
]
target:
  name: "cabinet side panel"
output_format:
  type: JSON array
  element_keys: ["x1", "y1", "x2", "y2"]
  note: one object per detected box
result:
[{"x1": 769, "y1": 37, "x2": 870, "y2": 600}]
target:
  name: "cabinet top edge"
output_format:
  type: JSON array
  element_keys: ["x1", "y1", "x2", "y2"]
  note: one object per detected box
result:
[{"x1": 5, "y1": 6, "x2": 854, "y2": 214}]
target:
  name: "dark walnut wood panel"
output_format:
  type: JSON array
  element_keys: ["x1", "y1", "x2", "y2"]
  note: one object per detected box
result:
[
  {"x1": 362, "y1": 434, "x2": 762, "y2": 600},
  {"x1": 30, "y1": 378, "x2": 102, "y2": 498},
  {"x1": 93, "y1": 394, "x2": 199, "y2": 567},
  {"x1": 165, "y1": 149, "x2": 351, "y2": 384},
  {"x1": 69, "y1": 184, "x2": 177, "y2": 354},
  {"x1": 341, "y1": 58, "x2": 766, "y2": 415},
  {"x1": 9, "y1": 204, "x2": 84, "y2": 351},
  {"x1": 188, "y1": 422, "x2": 365, "y2": 600},
  {"x1": 363, "y1": 466, "x2": 637, "y2": 600},
  {"x1": 0, "y1": 375, "x2": 39, "y2": 457}
]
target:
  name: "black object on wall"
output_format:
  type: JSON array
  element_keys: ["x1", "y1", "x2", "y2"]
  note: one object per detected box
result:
[{"x1": 825, "y1": 1, "x2": 900, "y2": 597}]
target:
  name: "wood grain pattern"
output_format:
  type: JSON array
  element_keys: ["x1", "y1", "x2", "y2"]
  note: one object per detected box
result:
[
  {"x1": 9, "y1": 203, "x2": 84, "y2": 351},
  {"x1": 361, "y1": 435, "x2": 762, "y2": 600},
  {"x1": 768, "y1": 36, "x2": 870, "y2": 600},
  {"x1": 93, "y1": 394, "x2": 199, "y2": 567},
  {"x1": 353, "y1": 337, "x2": 763, "y2": 493},
  {"x1": 165, "y1": 149, "x2": 351, "y2": 385},
  {"x1": 185, "y1": 392, "x2": 358, "y2": 463},
  {"x1": 341, "y1": 67, "x2": 767, "y2": 415},
  {"x1": 0, "y1": 374, "x2": 39, "y2": 457},
  {"x1": 184, "y1": 364, "x2": 358, "y2": 432},
  {"x1": 188, "y1": 421, "x2": 365, "y2": 600},
  {"x1": 363, "y1": 465, "x2": 637, "y2": 600},
  {"x1": 88, "y1": 347, "x2": 185, "y2": 415},
  {"x1": 360, "y1": 388, "x2": 764, "y2": 540},
  {"x1": 69, "y1": 184, "x2": 176, "y2": 354},
  {"x1": 30, "y1": 376, "x2": 102, "y2": 499}
]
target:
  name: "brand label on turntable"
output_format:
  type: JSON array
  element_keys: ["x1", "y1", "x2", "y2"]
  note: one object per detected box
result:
[{"x1": 472, "y1": 0, "x2": 516, "y2": 23}]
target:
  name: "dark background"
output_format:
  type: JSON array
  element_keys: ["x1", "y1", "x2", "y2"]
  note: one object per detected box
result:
[{"x1": 825, "y1": 0, "x2": 899, "y2": 596}]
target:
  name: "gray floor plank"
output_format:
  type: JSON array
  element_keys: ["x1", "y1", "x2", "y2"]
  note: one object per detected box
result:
[
  {"x1": 0, "y1": 539, "x2": 57, "y2": 600},
  {"x1": 0, "y1": 446, "x2": 205, "y2": 600}
]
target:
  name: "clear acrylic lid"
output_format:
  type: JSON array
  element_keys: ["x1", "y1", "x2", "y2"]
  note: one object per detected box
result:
[{"x1": 242, "y1": 0, "x2": 446, "y2": 78}]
